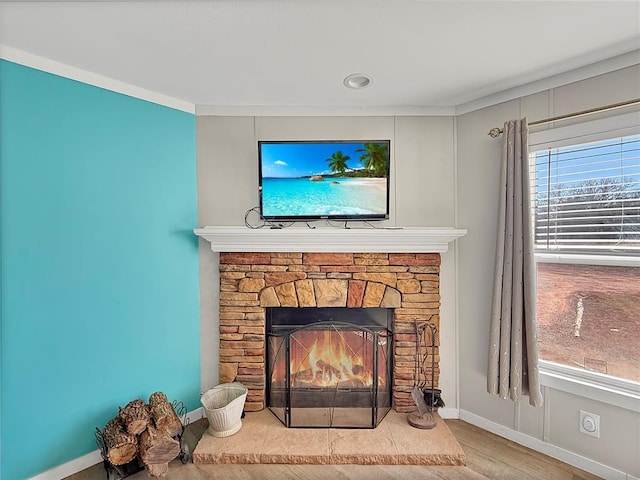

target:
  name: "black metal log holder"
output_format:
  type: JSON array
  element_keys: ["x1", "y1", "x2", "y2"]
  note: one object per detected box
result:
[{"x1": 95, "y1": 400, "x2": 191, "y2": 480}]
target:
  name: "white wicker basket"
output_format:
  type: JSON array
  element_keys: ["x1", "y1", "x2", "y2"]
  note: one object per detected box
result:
[{"x1": 201, "y1": 382, "x2": 248, "y2": 437}]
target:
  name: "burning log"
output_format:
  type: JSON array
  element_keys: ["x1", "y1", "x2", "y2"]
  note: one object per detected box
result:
[
  {"x1": 102, "y1": 417, "x2": 138, "y2": 466},
  {"x1": 316, "y1": 359, "x2": 342, "y2": 382},
  {"x1": 118, "y1": 399, "x2": 150, "y2": 435},
  {"x1": 292, "y1": 368, "x2": 314, "y2": 384},
  {"x1": 149, "y1": 392, "x2": 183, "y2": 437},
  {"x1": 139, "y1": 425, "x2": 180, "y2": 466}
]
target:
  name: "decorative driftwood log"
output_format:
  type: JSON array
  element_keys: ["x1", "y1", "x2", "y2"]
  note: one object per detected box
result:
[
  {"x1": 144, "y1": 462, "x2": 169, "y2": 478},
  {"x1": 139, "y1": 424, "x2": 180, "y2": 465},
  {"x1": 118, "y1": 399, "x2": 150, "y2": 435},
  {"x1": 149, "y1": 392, "x2": 182, "y2": 437},
  {"x1": 102, "y1": 417, "x2": 138, "y2": 465}
]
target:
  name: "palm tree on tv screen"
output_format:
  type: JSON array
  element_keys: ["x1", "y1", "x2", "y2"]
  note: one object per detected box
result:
[
  {"x1": 356, "y1": 143, "x2": 389, "y2": 177},
  {"x1": 326, "y1": 151, "x2": 351, "y2": 174}
]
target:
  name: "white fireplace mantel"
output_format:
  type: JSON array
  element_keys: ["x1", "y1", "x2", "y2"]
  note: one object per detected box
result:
[{"x1": 194, "y1": 226, "x2": 466, "y2": 253}]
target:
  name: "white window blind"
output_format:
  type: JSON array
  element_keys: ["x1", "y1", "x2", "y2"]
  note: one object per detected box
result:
[{"x1": 531, "y1": 134, "x2": 640, "y2": 254}]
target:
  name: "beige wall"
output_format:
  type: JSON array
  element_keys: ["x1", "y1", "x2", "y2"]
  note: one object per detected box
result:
[
  {"x1": 196, "y1": 115, "x2": 459, "y2": 413},
  {"x1": 196, "y1": 64, "x2": 640, "y2": 477},
  {"x1": 456, "y1": 65, "x2": 640, "y2": 477}
]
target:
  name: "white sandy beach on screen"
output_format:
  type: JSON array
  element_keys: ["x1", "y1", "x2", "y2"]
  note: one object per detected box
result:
[{"x1": 344, "y1": 177, "x2": 387, "y2": 190}]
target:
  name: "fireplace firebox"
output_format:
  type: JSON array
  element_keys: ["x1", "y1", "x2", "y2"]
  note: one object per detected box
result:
[{"x1": 266, "y1": 307, "x2": 392, "y2": 428}]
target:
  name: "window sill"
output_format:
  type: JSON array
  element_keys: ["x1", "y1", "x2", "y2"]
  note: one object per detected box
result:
[
  {"x1": 539, "y1": 360, "x2": 640, "y2": 413},
  {"x1": 536, "y1": 253, "x2": 640, "y2": 267}
]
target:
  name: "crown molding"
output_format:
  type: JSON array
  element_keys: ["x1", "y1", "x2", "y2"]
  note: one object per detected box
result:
[
  {"x1": 0, "y1": 45, "x2": 196, "y2": 114},
  {"x1": 455, "y1": 49, "x2": 640, "y2": 116},
  {"x1": 2, "y1": 42, "x2": 636, "y2": 119},
  {"x1": 195, "y1": 104, "x2": 455, "y2": 117}
]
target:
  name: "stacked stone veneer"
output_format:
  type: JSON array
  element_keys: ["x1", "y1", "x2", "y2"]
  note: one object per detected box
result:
[{"x1": 217, "y1": 252, "x2": 441, "y2": 413}]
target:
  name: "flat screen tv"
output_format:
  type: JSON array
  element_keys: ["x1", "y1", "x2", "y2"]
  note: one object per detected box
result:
[{"x1": 258, "y1": 140, "x2": 390, "y2": 221}]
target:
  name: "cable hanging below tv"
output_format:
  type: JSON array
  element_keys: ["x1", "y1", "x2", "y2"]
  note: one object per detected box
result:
[{"x1": 258, "y1": 140, "x2": 391, "y2": 222}]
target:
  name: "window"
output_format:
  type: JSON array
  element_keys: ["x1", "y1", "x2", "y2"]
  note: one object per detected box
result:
[
  {"x1": 529, "y1": 114, "x2": 640, "y2": 388},
  {"x1": 533, "y1": 135, "x2": 640, "y2": 254}
]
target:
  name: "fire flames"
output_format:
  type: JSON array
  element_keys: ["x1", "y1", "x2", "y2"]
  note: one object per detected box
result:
[{"x1": 273, "y1": 329, "x2": 386, "y2": 388}]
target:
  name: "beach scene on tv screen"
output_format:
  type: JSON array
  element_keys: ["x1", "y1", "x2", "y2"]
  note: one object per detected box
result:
[{"x1": 260, "y1": 141, "x2": 389, "y2": 218}]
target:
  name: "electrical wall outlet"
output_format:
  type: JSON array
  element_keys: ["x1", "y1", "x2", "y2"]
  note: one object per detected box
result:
[{"x1": 579, "y1": 410, "x2": 600, "y2": 438}]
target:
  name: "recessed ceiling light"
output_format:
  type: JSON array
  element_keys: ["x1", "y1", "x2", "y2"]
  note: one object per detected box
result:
[{"x1": 343, "y1": 73, "x2": 373, "y2": 89}]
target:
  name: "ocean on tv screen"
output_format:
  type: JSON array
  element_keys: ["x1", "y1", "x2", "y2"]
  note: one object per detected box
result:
[{"x1": 261, "y1": 176, "x2": 388, "y2": 218}]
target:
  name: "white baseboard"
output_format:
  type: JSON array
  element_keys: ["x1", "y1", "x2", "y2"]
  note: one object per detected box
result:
[
  {"x1": 438, "y1": 407, "x2": 460, "y2": 419},
  {"x1": 27, "y1": 408, "x2": 205, "y2": 480},
  {"x1": 31, "y1": 407, "x2": 631, "y2": 480},
  {"x1": 459, "y1": 409, "x2": 630, "y2": 480},
  {"x1": 27, "y1": 450, "x2": 103, "y2": 480},
  {"x1": 185, "y1": 406, "x2": 204, "y2": 423}
]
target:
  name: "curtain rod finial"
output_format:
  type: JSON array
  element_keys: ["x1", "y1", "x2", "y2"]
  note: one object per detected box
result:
[{"x1": 488, "y1": 127, "x2": 503, "y2": 138}]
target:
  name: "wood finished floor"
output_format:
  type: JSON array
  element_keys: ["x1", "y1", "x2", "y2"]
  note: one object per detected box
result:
[{"x1": 68, "y1": 419, "x2": 603, "y2": 480}]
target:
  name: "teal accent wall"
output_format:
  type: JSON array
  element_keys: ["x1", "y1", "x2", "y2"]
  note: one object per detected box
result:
[{"x1": 0, "y1": 60, "x2": 200, "y2": 479}]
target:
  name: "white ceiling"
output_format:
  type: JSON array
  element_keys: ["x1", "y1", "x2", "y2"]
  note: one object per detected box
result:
[{"x1": 1, "y1": 1, "x2": 639, "y2": 114}]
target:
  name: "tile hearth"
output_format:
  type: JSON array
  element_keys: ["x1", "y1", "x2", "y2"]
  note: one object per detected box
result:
[{"x1": 193, "y1": 410, "x2": 466, "y2": 466}]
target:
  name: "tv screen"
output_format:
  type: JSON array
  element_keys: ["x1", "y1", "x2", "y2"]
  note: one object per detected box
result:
[{"x1": 258, "y1": 140, "x2": 390, "y2": 221}]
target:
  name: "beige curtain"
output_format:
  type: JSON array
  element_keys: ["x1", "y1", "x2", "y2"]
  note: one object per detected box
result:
[{"x1": 487, "y1": 118, "x2": 543, "y2": 407}]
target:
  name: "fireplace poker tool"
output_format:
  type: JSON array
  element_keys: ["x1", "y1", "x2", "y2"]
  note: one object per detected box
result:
[{"x1": 407, "y1": 321, "x2": 438, "y2": 429}]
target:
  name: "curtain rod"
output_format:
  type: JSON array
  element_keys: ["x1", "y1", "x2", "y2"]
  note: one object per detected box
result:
[{"x1": 487, "y1": 98, "x2": 640, "y2": 138}]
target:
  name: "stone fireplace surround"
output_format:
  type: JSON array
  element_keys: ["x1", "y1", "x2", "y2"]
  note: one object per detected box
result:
[
  {"x1": 195, "y1": 226, "x2": 467, "y2": 415},
  {"x1": 217, "y1": 250, "x2": 442, "y2": 414}
]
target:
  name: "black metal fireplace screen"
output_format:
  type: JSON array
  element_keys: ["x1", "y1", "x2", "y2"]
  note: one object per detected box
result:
[{"x1": 266, "y1": 308, "x2": 392, "y2": 428}]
